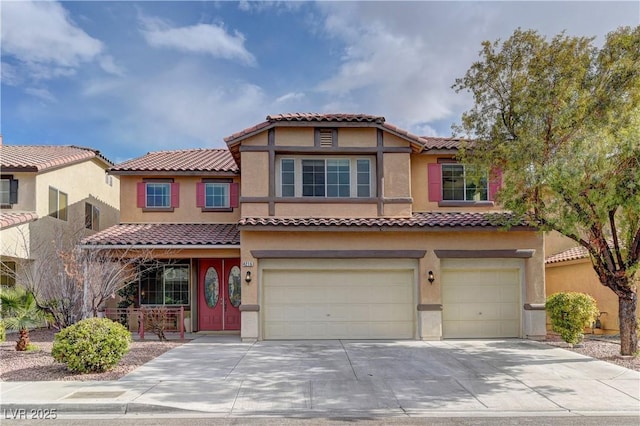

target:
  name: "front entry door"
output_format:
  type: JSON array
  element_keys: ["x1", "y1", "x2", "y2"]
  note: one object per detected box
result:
[{"x1": 198, "y1": 259, "x2": 241, "y2": 331}]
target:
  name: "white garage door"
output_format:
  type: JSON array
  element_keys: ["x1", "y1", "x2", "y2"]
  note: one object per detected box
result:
[
  {"x1": 262, "y1": 259, "x2": 416, "y2": 339},
  {"x1": 442, "y1": 259, "x2": 522, "y2": 338}
]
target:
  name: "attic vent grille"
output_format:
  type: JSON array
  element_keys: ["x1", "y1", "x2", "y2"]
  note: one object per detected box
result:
[{"x1": 319, "y1": 130, "x2": 333, "y2": 147}]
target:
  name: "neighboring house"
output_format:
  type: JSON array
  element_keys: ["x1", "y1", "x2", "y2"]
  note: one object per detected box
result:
[
  {"x1": 545, "y1": 232, "x2": 629, "y2": 332},
  {"x1": 0, "y1": 139, "x2": 120, "y2": 287},
  {"x1": 83, "y1": 113, "x2": 546, "y2": 341}
]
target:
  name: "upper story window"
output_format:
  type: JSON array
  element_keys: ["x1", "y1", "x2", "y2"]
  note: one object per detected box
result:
[
  {"x1": 441, "y1": 164, "x2": 487, "y2": 201},
  {"x1": 48, "y1": 186, "x2": 68, "y2": 221},
  {"x1": 0, "y1": 175, "x2": 18, "y2": 207},
  {"x1": 196, "y1": 180, "x2": 239, "y2": 211},
  {"x1": 428, "y1": 162, "x2": 500, "y2": 204},
  {"x1": 277, "y1": 156, "x2": 374, "y2": 198},
  {"x1": 85, "y1": 202, "x2": 100, "y2": 231},
  {"x1": 137, "y1": 180, "x2": 179, "y2": 211}
]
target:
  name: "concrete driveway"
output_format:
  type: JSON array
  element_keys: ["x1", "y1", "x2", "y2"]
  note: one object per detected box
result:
[
  {"x1": 111, "y1": 336, "x2": 640, "y2": 417},
  {"x1": 2, "y1": 336, "x2": 638, "y2": 418}
]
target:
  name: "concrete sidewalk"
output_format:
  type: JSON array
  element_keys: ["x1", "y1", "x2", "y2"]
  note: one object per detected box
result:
[{"x1": 1, "y1": 337, "x2": 639, "y2": 419}]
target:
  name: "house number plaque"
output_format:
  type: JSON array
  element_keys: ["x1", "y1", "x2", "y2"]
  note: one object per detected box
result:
[{"x1": 242, "y1": 261, "x2": 254, "y2": 267}]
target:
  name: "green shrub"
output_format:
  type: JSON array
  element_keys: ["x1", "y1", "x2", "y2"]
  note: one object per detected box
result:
[
  {"x1": 546, "y1": 292, "x2": 599, "y2": 345},
  {"x1": 0, "y1": 320, "x2": 5, "y2": 343},
  {"x1": 52, "y1": 318, "x2": 132, "y2": 373}
]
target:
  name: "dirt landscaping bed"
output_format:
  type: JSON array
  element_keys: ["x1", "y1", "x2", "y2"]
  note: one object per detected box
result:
[
  {"x1": 1, "y1": 328, "x2": 186, "y2": 381},
  {"x1": 1, "y1": 329, "x2": 637, "y2": 382}
]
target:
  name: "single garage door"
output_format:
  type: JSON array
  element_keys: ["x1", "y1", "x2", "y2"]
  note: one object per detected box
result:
[
  {"x1": 262, "y1": 259, "x2": 416, "y2": 339},
  {"x1": 442, "y1": 259, "x2": 522, "y2": 338}
]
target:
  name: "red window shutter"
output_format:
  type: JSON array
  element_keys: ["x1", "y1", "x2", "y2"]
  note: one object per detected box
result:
[
  {"x1": 488, "y1": 168, "x2": 503, "y2": 201},
  {"x1": 137, "y1": 182, "x2": 146, "y2": 208},
  {"x1": 427, "y1": 163, "x2": 442, "y2": 202},
  {"x1": 171, "y1": 183, "x2": 180, "y2": 208},
  {"x1": 229, "y1": 183, "x2": 239, "y2": 208},
  {"x1": 196, "y1": 182, "x2": 205, "y2": 207}
]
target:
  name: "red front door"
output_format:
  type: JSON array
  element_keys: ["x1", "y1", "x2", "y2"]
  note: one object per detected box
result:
[{"x1": 198, "y1": 259, "x2": 241, "y2": 331}]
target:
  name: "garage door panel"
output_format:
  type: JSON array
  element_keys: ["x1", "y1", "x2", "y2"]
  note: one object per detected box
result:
[
  {"x1": 442, "y1": 266, "x2": 521, "y2": 338},
  {"x1": 263, "y1": 266, "x2": 414, "y2": 339}
]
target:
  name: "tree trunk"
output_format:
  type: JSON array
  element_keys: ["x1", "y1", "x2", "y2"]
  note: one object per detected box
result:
[
  {"x1": 15, "y1": 328, "x2": 30, "y2": 351},
  {"x1": 619, "y1": 294, "x2": 638, "y2": 356}
]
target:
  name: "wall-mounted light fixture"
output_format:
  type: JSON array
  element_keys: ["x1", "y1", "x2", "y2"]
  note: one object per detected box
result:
[
  {"x1": 245, "y1": 270, "x2": 252, "y2": 283},
  {"x1": 428, "y1": 270, "x2": 435, "y2": 284}
]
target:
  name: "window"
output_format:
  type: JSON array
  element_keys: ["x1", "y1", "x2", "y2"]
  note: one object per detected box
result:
[
  {"x1": 146, "y1": 183, "x2": 171, "y2": 208},
  {"x1": 48, "y1": 187, "x2": 68, "y2": 220},
  {"x1": 1, "y1": 175, "x2": 18, "y2": 206},
  {"x1": 1, "y1": 261, "x2": 16, "y2": 287},
  {"x1": 428, "y1": 162, "x2": 499, "y2": 203},
  {"x1": 279, "y1": 157, "x2": 373, "y2": 198},
  {"x1": 85, "y1": 202, "x2": 100, "y2": 231},
  {"x1": 136, "y1": 180, "x2": 179, "y2": 210},
  {"x1": 441, "y1": 164, "x2": 487, "y2": 201},
  {"x1": 196, "y1": 181, "x2": 239, "y2": 210},
  {"x1": 140, "y1": 263, "x2": 189, "y2": 306}
]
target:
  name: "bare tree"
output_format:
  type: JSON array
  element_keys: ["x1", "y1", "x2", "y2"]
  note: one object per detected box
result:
[{"x1": 2, "y1": 221, "x2": 172, "y2": 328}]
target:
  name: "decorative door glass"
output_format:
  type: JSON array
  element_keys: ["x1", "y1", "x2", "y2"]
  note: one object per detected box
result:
[
  {"x1": 228, "y1": 266, "x2": 241, "y2": 308},
  {"x1": 204, "y1": 267, "x2": 219, "y2": 308}
]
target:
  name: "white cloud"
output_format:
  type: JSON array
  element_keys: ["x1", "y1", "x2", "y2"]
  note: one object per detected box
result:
[
  {"x1": 139, "y1": 18, "x2": 256, "y2": 66},
  {"x1": 1, "y1": 0, "x2": 121, "y2": 83},
  {"x1": 275, "y1": 92, "x2": 306, "y2": 103},
  {"x1": 24, "y1": 87, "x2": 57, "y2": 103},
  {"x1": 313, "y1": 1, "x2": 639, "y2": 136}
]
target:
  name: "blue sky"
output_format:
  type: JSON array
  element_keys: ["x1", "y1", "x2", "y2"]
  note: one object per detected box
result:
[{"x1": 2, "y1": 1, "x2": 638, "y2": 164}]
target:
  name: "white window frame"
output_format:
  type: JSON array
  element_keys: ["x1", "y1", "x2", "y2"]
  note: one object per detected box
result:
[
  {"x1": 204, "y1": 182, "x2": 230, "y2": 208},
  {"x1": 276, "y1": 156, "x2": 374, "y2": 198},
  {"x1": 441, "y1": 164, "x2": 488, "y2": 201},
  {"x1": 48, "y1": 186, "x2": 68, "y2": 221},
  {"x1": 146, "y1": 182, "x2": 171, "y2": 208}
]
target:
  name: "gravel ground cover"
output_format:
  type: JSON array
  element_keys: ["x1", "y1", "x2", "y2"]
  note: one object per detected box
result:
[{"x1": 1, "y1": 329, "x2": 638, "y2": 381}]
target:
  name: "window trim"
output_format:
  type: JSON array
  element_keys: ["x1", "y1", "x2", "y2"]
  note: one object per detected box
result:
[
  {"x1": 85, "y1": 202, "x2": 100, "y2": 231},
  {"x1": 276, "y1": 156, "x2": 374, "y2": 199},
  {"x1": 1, "y1": 175, "x2": 18, "y2": 207},
  {"x1": 48, "y1": 186, "x2": 68, "y2": 221},
  {"x1": 138, "y1": 179, "x2": 178, "y2": 212},
  {"x1": 441, "y1": 163, "x2": 488, "y2": 202},
  {"x1": 196, "y1": 179, "x2": 238, "y2": 212},
  {"x1": 139, "y1": 262, "x2": 190, "y2": 306}
]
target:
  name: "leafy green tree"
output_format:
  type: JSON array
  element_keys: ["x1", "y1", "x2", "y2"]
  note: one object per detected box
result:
[
  {"x1": 453, "y1": 26, "x2": 640, "y2": 355},
  {"x1": 1, "y1": 286, "x2": 48, "y2": 351}
]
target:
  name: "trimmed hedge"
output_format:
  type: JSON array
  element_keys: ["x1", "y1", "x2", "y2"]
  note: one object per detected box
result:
[
  {"x1": 546, "y1": 292, "x2": 599, "y2": 345},
  {"x1": 52, "y1": 317, "x2": 132, "y2": 373}
]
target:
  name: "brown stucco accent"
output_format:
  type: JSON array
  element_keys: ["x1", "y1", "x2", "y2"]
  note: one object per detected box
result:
[
  {"x1": 239, "y1": 304, "x2": 260, "y2": 312},
  {"x1": 377, "y1": 129, "x2": 384, "y2": 215},
  {"x1": 434, "y1": 249, "x2": 535, "y2": 258},
  {"x1": 250, "y1": 250, "x2": 427, "y2": 259},
  {"x1": 240, "y1": 145, "x2": 411, "y2": 154},
  {"x1": 417, "y1": 304, "x2": 443, "y2": 311},
  {"x1": 524, "y1": 303, "x2": 545, "y2": 311}
]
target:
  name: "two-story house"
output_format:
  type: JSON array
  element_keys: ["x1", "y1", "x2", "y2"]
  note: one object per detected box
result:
[
  {"x1": 82, "y1": 114, "x2": 546, "y2": 341},
  {"x1": 0, "y1": 140, "x2": 120, "y2": 287}
]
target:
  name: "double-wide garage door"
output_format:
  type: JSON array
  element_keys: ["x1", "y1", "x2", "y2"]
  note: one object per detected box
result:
[
  {"x1": 442, "y1": 259, "x2": 522, "y2": 338},
  {"x1": 262, "y1": 259, "x2": 416, "y2": 340}
]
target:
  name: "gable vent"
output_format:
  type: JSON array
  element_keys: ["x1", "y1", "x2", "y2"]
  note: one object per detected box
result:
[{"x1": 319, "y1": 129, "x2": 333, "y2": 147}]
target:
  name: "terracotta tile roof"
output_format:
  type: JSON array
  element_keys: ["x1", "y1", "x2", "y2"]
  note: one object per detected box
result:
[
  {"x1": 0, "y1": 211, "x2": 38, "y2": 229},
  {"x1": 546, "y1": 246, "x2": 590, "y2": 264},
  {"x1": 268, "y1": 113, "x2": 386, "y2": 124},
  {"x1": 0, "y1": 145, "x2": 111, "y2": 172},
  {"x1": 421, "y1": 137, "x2": 467, "y2": 150},
  {"x1": 109, "y1": 149, "x2": 238, "y2": 174},
  {"x1": 81, "y1": 223, "x2": 240, "y2": 247},
  {"x1": 239, "y1": 212, "x2": 530, "y2": 229}
]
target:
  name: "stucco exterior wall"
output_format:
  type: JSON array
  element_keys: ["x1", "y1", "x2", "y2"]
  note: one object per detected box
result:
[
  {"x1": 119, "y1": 175, "x2": 240, "y2": 224},
  {"x1": 545, "y1": 231, "x2": 579, "y2": 256},
  {"x1": 4, "y1": 173, "x2": 36, "y2": 211},
  {"x1": 338, "y1": 128, "x2": 377, "y2": 147},
  {"x1": 273, "y1": 203, "x2": 378, "y2": 217},
  {"x1": 546, "y1": 259, "x2": 622, "y2": 331},
  {"x1": 0, "y1": 223, "x2": 31, "y2": 259},
  {"x1": 275, "y1": 127, "x2": 314, "y2": 146},
  {"x1": 383, "y1": 153, "x2": 411, "y2": 199},
  {"x1": 240, "y1": 152, "x2": 269, "y2": 197},
  {"x1": 35, "y1": 159, "x2": 120, "y2": 220},
  {"x1": 239, "y1": 228, "x2": 545, "y2": 340}
]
